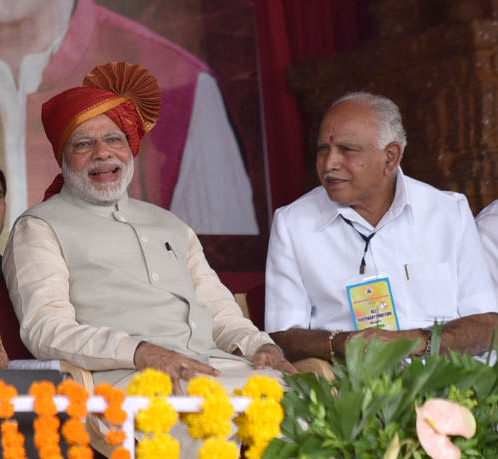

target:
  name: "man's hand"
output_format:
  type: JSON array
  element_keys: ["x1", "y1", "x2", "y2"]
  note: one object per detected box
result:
[
  {"x1": 252, "y1": 343, "x2": 298, "y2": 374},
  {"x1": 134, "y1": 342, "x2": 220, "y2": 394}
]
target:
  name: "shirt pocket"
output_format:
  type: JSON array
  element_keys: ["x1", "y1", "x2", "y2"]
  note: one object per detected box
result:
[{"x1": 404, "y1": 261, "x2": 457, "y2": 322}]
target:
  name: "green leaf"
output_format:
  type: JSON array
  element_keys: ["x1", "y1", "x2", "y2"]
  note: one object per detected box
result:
[
  {"x1": 327, "y1": 390, "x2": 364, "y2": 440},
  {"x1": 262, "y1": 439, "x2": 299, "y2": 459},
  {"x1": 362, "y1": 338, "x2": 418, "y2": 382},
  {"x1": 298, "y1": 436, "x2": 340, "y2": 458},
  {"x1": 345, "y1": 337, "x2": 367, "y2": 391},
  {"x1": 429, "y1": 321, "x2": 443, "y2": 355}
]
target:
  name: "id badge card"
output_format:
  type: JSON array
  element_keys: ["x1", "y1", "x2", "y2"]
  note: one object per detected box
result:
[{"x1": 346, "y1": 276, "x2": 400, "y2": 331}]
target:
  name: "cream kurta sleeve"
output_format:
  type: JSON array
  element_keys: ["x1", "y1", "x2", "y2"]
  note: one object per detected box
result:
[
  {"x1": 2, "y1": 216, "x2": 140, "y2": 370},
  {"x1": 186, "y1": 227, "x2": 275, "y2": 358}
]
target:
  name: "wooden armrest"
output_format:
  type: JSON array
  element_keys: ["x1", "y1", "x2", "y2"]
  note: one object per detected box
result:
[{"x1": 293, "y1": 357, "x2": 335, "y2": 380}]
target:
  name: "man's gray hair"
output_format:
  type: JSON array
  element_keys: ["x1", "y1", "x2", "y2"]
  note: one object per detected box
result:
[{"x1": 330, "y1": 92, "x2": 407, "y2": 151}]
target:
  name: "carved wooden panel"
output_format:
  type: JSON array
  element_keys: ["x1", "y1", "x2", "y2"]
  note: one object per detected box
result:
[{"x1": 288, "y1": 0, "x2": 498, "y2": 213}]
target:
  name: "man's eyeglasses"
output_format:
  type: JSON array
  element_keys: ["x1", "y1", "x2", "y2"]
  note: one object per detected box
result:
[{"x1": 67, "y1": 132, "x2": 129, "y2": 155}]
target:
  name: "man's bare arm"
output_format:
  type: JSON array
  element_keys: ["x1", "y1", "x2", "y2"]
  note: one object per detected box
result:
[
  {"x1": 437, "y1": 312, "x2": 498, "y2": 356},
  {"x1": 269, "y1": 329, "x2": 332, "y2": 362},
  {"x1": 271, "y1": 313, "x2": 498, "y2": 362}
]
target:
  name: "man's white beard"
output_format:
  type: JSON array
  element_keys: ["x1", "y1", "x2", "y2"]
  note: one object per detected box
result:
[{"x1": 62, "y1": 157, "x2": 134, "y2": 205}]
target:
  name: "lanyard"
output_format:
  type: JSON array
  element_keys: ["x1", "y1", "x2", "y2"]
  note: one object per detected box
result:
[{"x1": 340, "y1": 215, "x2": 376, "y2": 274}]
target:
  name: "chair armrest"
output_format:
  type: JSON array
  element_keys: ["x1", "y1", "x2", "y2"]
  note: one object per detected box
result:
[{"x1": 293, "y1": 357, "x2": 335, "y2": 380}]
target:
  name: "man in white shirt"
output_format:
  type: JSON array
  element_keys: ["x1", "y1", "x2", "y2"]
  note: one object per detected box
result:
[{"x1": 265, "y1": 92, "x2": 498, "y2": 362}]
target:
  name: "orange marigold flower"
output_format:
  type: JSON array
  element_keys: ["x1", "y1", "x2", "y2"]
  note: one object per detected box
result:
[
  {"x1": 0, "y1": 382, "x2": 17, "y2": 419},
  {"x1": 38, "y1": 442, "x2": 63, "y2": 459},
  {"x1": 107, "y1": 429, "x2": 127, "y2": 446},
  {"x1": 95, "y1": 384, "x2": 126, "y2": 405},
  {"x1": 68, "y1": 445, "x2": 94, "y2": 459},
  {"x1": 111, "y1": 446, "x2": 131, "y2": 459},
  {"x1": 30, "y1": 381, "x2": 56, "y2": 397},
  {"x1": 1, "y1": 420, "x2": 27, "y2": 459},
  {"x1": 62, "y1": 418, "x2": 90, "y2": 445},
  {"x1": 105, "y1": 406, "x2": 127, "y2": 425},
  {"x1": 34, "y1": 431, "x2": 61, "y2": 449},
  {"x1": 34, "y1": 415, "x2": 61, "y2": 432}
]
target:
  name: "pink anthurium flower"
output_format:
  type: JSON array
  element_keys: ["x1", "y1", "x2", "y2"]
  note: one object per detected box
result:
[{"x1": 416, "y1": 399, "x2": 476, "y2": 459}]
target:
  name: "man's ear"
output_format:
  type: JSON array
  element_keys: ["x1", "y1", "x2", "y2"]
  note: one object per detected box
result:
[{"x1": 384, "y1": 142, "x2": 402, "y2": 175}]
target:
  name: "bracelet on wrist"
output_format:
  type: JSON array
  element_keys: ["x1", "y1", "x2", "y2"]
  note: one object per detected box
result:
[
  {"x1": 329, "y1": 330, "x2": 343, "y2": 359},
  {"x1": 420, "y1": 328, "x2": 432, "y2": 357}
]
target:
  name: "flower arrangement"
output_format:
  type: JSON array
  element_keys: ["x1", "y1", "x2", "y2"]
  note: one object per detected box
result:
[
  {"x1": 264, "y1": 324, "x2": 498, "y2": 459},
  {"x1": 0, "y1": 368, "x2": 286, "y2": 459},
  {"x1": 58, "y1": 379, "x2": 93, "y2": 459},
  {"x1": 30, "y1": 381, "x2": 64, "y2": 459},
  {"x1": 0, "y1": 380, "x2": 27, "y2": 459},
  {"x1": 182, "y1": 376, "x2": 238, "y2": 459},
  {"x1": 127, "y1": 368, "x2": 180, "y2": 459},
  {"x1": 234, "y1": 375, "x2": 284, "y2": 459},
  {"x1": 94, "y1": 383, "x2": 129, "y2": 459}
]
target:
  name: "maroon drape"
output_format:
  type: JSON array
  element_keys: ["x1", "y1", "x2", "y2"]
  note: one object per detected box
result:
[{"x1": 254, "y1": 0, "x2": 362, "y2": 212}]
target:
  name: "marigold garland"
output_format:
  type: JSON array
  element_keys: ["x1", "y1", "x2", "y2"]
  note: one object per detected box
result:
[
  {"x1": 58, "y1": 379, "x2": 93, "y2": 459},
  {"x1": 136, "y1": 432, "x2": 180, "y2": 459},
  {"x1": 0, "y1": 381, "x2": 17, "y2": 419},
  {"x1": 234, "y1": 375, "x2": 284, "y2": 459},
  {"x1": 29, "y1": 381, "x2": 63, "y2": 459},
  {"x1": 0, "y1": 381, "x2": 26, "y2": 459},
  {"x1": 198, "y1": 437, "x2": 240, "y2": 459},
  {"x1": 182, "y1": 376, "x2": 238, "y2": 458},
  {"x1": 127, "y1": 368, "x2": 173, "y2": 398},
  {"x1": 1, "y1": 419, "x2": 27, "y2": 459},
  {"x1": 94, "y1": 383, "x2": 129, "y2": 459},
  {"x1": 0, "y1": 371, "x2": 285, "y2": 459},
  {"x1": 127, "y1": 369, "x2": 179, "y2": 459}
]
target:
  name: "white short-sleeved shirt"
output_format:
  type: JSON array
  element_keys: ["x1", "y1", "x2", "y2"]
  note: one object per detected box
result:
[{"x1": 265, "y1": 170, "x2": 497, "y2": 333}]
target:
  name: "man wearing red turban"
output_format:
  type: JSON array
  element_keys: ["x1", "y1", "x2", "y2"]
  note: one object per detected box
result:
[
  {"x1": 3, "y1": 61, "x2": 295, "y2": 457},
  {"x1": 41, "y1": 61, "x2": 161, "y2": 200}
]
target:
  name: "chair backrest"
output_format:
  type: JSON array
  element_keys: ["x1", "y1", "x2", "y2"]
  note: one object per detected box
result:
[
  {"x1": 0, "y1": 279, "x2": 34, "y2": 359},
  {"x1": 235, "y1": 284, "x2": 265, "y2": 331}
]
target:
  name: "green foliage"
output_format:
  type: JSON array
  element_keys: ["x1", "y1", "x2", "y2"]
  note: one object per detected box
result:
[{"x1": 264, "y1": 326, "x2": 498, "y2": 458}]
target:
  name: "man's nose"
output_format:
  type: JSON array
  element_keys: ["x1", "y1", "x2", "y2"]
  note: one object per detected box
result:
[
  {"x1": 324, "y1": 147, "x2": 341, "y2": 170},
  {"x1": 92, "y1": 139, "x2": 113, "y2": 159}
]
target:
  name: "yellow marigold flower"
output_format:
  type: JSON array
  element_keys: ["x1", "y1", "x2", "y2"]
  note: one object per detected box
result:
[
  {"x1": 245, "y1": 440, "x2": 270, "y2": 459},
  {"x1": 199, "y1": 437, "x2": 240, "y2": 459},
  {"x1": 187, "y1": 376, "x2": 229, "y2": 398},
  {"x1": 236, "y1": 399, "x2": 283, "y2": 446},
  {"x1": 136, "y1": 396, "x2": 178, "y2": 434},
  {"x1": 136, "y1": 433, "x2": 180, "y2": 459},
  {"x1": 183, "y1": 393, "x2": 234, "y2": 439},
  {"x1": 240, "y1": 375, "x2": 284, "y2": 402},
  {"x1": 127, "y1": 368, "x2": 173, "y2": 397}
]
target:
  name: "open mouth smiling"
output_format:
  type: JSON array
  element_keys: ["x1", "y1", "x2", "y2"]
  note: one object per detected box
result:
[
  {"x1": 90, "y1": 166, "x2": 119, "y2": 175},
  {"x1": 324, "y1": 175, "x2": 347, "y2": 185},
  {"x1": 89, "y1": 166, "x2": 121, "y2": 180}
]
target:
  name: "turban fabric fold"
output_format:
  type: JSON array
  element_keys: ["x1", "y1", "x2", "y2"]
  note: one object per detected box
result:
[{"x1": 41, "y1": 62, "x2": 161, "y2": 200}]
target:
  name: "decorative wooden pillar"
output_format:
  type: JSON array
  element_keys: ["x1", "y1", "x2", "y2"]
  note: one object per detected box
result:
[{"x1": 288, "y1": 0, "x2": 498, "y2": 212}]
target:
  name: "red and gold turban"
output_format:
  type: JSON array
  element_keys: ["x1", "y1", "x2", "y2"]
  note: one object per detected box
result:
[{"x1": 42, "y1": 61, "x2": 162, "y2": 166}]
